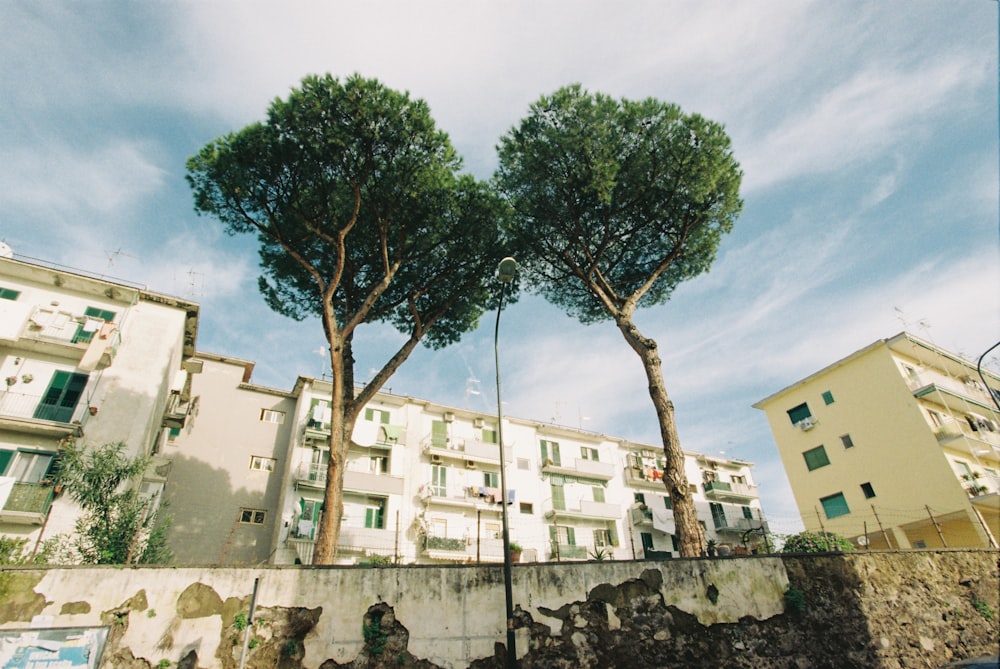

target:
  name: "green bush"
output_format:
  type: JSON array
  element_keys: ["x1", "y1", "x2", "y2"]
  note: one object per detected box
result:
[{"x1": 781, "y1": 530, "x2": 854, "y2": 553}]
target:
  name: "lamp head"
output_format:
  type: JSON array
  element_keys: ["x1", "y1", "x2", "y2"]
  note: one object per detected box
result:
[{"x1": 497, "y1": 257, "x2": 517, "y2": 284}]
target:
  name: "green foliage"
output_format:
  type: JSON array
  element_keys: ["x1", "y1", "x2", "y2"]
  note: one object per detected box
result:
[
  {"x1": 361, "y1": 553, "x2": 393, "y2": 567},
  {"x1": 424, "y1": 536, "x2": 465, "y2": 551},
  {"x1": 496, "y1": 83, "x2": 743, "y2": 325},
  {"x1": 233, "y1": 612, "x2": 248, "y2": 631},
  {"x1": 281, "y1": 640, "x2": 299, "y2": 658},
  {"x1": 248, "y1": 637, "x2": 260, "y2": 650},
  {"x1": 588, "y1": 546, "x2": 609, "y2": 561},
  {"x1": 156, "y1": 660, "x2": 170, "y2": 669},
  {"x1": 784, "y1": 586, "x2": 806, "y2": 613},
  {"x1": 363, "y1": 617, "x2": 387, "y2": 656},
  {"x1": 51, "y1": 442, "x2": 172, "y2": 565},
  {"x1": 147, "y1": 609, "x2": 156, "y2": 618},
  {"x1": 781, "y1": 530, "x2": 854, "y2": 554},
  {"x1": 972, "y1": 598, "x2": 995, "y2": 621}
]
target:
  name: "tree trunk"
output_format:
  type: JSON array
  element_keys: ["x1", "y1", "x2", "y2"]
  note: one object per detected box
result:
[
  {"x1": 615, "y1": 316, "x2": 705, "y2": 558},
  {"x1": 312, "y1": 333, "x2": 349, "y2": 565}
]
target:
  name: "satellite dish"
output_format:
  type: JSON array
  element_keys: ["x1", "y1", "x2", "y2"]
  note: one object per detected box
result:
[{"x1": 0, "y1": 242, "x2": 12, "y2": 259}]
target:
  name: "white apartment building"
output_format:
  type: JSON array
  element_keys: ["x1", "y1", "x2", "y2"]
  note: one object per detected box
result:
[
  {"x1": 0, "y1": 255, "x2": 199, "y2": 551},
  {"x1": 269, "y1": 378, "x2": 768, "y2": 565}
]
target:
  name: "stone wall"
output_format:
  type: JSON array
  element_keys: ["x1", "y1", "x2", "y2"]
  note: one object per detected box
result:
[{"x1": 0, "y1": 550, "x2": 995, "y2": 669}]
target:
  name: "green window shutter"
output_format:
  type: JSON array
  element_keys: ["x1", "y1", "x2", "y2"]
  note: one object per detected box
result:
[
  {"x1": 0, "y1": 450, "x2": 14, "y2": 475},
  {"x1": 608, "y1": 524, "x2": 619, "y2": 547},
  {"x1": 34, "y1": 371, "x2": 88, "y2": 422},
  {"x1": 663, "y1": 496, "x2": 672, "y2": 510},
  {"x1": 364, "y1": 408, "x2": 374, "y2": 421},
  {"x1": 482, "y1": 429, "x2": 498, "y2": 444},
  {"x1": 742, "y1": 506, "x2": 754, "y2": 519},
  {"x1": 640, "y1": 532, "x2": 654, "y2": 551},
  {"x1": 820, "y1": 492, "x2": 850, "y2": 519},
  {"x1": 551, "y1": 442, "x2": 561, "y2": 466},
  {"x1": 803, "y1": 445, "x2": 830, "y2": 471},
  {"x1": 72, "y1": 307, "x2": 116, "y2": 343},
  {"x1": 592, "y1": 486, "x2": 605, "y2": 503},
  {"x1": 551, "y1": 482, "x2": 566, "y2": 511},
  {"x1": 822, "y1": 390, "x2": 835, "y2": 405},
  {"x1": 0, "y1": 287, "x2": 20, "y2": 300},
  {"x1": 431, "y1": 420, "x2": 448, "y2": 448},
  {"x1": 540, "y1": 440, "x2": 548, "y2": 462},
  {"x1": 566, "y1": 527, "x2": 576, "y2": 545},
  {"x1": 787, "y1": 403, "x2": 812, "y2": 424},
  {"x1": 634, "y1": 492, "x2": 646, "y2": 505}
]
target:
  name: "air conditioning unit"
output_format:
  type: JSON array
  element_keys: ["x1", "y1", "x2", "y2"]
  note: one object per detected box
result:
[
  {"x1": 473, "y1": 417, "x2": 485, "y2": 428},
  {"x1": 444, "y1": 412, "x2": 455, "y2": 423},
  {"x1": 431, "y1": 454, "x2": 443, "y2": 464},
  {"x1": 465, "y1": 460, "x2": 476, "y2": 469},
  {"x1": 798, "y1": 417, "x2": 817, "y2": 431}
]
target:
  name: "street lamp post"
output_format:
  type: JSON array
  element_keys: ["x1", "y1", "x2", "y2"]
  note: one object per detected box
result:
[{"x1": 494, "y1": 256, "x2": 517, "y2": 668}]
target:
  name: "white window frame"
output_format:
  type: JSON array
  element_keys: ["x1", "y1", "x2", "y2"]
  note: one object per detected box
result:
[
  {"x1": 259, "y1": 409, "x2": 285, "y2": 424},
  {"x1": 249, "y1": 456, "x2": 276, "y2": 472}
]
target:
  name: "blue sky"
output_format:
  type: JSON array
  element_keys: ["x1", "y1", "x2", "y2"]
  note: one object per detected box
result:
[{"x1": 2, "y1": 2, "x2": 998, "y2": 536}]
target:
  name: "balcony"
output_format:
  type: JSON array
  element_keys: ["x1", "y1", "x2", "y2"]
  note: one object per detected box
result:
[
  {"x1": 423, "y1": 436, "x2": 511, "y2": 466},
  {"x1": 0, "y1": 482, "x2": 56, "y2": 525},
  {"x1": 549, "y1": 543, "x2": 587, "y2": 560},
  {"x1": 419, "y1": 483, "x2": 511, "y2": 512},
  {"x1": 295, "y1": 464, "x2": 404, "y2": 496},
  {"x1": 703, "y1": 480, "x2": 759, "y2": 502},
  {"x1": 629, "y1": 505, "x2": 654, "y2": 525},
  {"x1": 542, "y1": 457, "x2": 616, "y2": 481},
  {"x1": 12, "y1": 308, "x2": 119, "y2": 370},
  {"x1": 0, "y1": 391, "x2": 86, "y2": 437},
  {"x1": 624, "y1": 465, "x2": 669, "y2": 490},
  {"x1": 162, "y1": 391, "x2": 197, "y2": 430},
  {"x1": 286, "y1": 526, "x2": 397, "y2": 564},
  {"x1": 965, "y1": 474, "x2": 1000, "y2": 512},
  {"x1": 713, "y1": 517, "x2": 768, "y2": 535},
  {"x1": 543, "y1": 497, "x2": 620, "y2": 521}
]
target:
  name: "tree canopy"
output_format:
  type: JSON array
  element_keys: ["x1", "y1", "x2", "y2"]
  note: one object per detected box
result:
[
  {"x1": 187, "y1": 74, "x2": 511, "y2": 563},
  {"x1": 496, "y1": 84, "x2": 742, "y2": 557},
  {"x1": 496, "y1": 84, "x2": 742, "y2": 324}
]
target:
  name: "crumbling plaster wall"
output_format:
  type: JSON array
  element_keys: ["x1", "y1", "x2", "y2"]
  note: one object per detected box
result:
[{"x1": 0, "y1": 550, "x2": 996, "y2": 669}]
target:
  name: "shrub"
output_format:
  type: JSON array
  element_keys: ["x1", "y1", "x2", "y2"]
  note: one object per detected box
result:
[{"x1": 781, "y1": 530, "x2": 854, "y2": 553}]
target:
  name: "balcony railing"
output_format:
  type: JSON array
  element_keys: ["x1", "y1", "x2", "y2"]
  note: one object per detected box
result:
[
  {"x1": 0, "y1": 390, "x2": 88, "y2": 436},
  {"x1": 703, "y1": 480, "x2": 759, "y2": 502},
  {"x1": 713, "y1": 517, "x2": 768, "y2": 534},
  {"x1": 0, "y1": 482, "x2": 56, "y2": 524},
  {"x1": 295, "y1": 464, "x2": 405, "y2": 496},
  {"x1": 542, "y1": 457, "x2": 616, "y2": 481},
  {"x1": 543, "y1": 497, "x2": 620, "y2": 521},
  {"x1": 549, "y1": 543, "x2": 587, "y2": 560},
  {"x1": 286, "y1": 526, "x2": 398, "y2": 564},
  {"x1": 423, "y1": 436, "x2": 512, "y2": 465}
]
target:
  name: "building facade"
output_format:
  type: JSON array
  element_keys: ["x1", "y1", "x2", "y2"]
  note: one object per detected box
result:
[
  {"x1": 754, "y1": 332, "x2": 1000, "y2": 550},
  {"x1": 157, "y1": 361, "x2": 769, "y2": 565},
  {"x1": 0, "y1": 256, "x2": 198, "y2": 552}
]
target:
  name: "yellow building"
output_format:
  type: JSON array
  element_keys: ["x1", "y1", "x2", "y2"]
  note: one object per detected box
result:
[{"x1": 754, "y1": 332, "x2": 999, "y2": 550}]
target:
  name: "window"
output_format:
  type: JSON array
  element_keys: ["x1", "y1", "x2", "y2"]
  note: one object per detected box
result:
[
  {"x1": 295, "y1": 499, "x2": 322, "y2": 539},
  {"x1": 550, "y1": 481, "x2": 566, "y2": 511},
  {"x1": 742, "y1": 506, "x2": 753, "y2": 519},
  {"x1": 369, "y1": 454, "x2": 388, "y2": 474},
  {"x1": 592, "y1": 486, "x2": 605, "y2": 503},
  {"x1": 803, "y1": 445, "x2": 830, "y2": 471},
  {"x1": 309, "y1": 448, "x2": 329, "y2": 482},
  {"x1": 594, "y1": 529, "x2": 615, "y2": 548},
  {"x1": 364, "y1": 498, "x2": 386, "y2": 529},
  {"x1": 822, "y1": 390, "x2": 835, "y2": 405},
  {"x1": 540, "y1": 440, "x2": 561, "y2": 466},
  {"x1": 239, "y1": 508, "x2": 267, "y2": 525},
  {"x1": 0, "y1": 450, "x2": 55, "y2": 483},
  {"x1": 710, "y1": 502, "x2": 727, "y2": 529},
  {"x1": 483, "y1": 471, "x2": 499, "y2": 488},
  {"x1": 34, "y1": 371, "x2": 88, "y2": 422},
  {"x1": 308, "y1": 399, "x2": 331, "y2": 430},
  {"x1": 663, "y1": 496, "x2": 672, "y2": 510},
  {"x1": 634, "y1": 492, "x2": 646, "y2": 505},
  {"x1": 820, "y1": 492, "x2": 850, "y2": 519},
  {"x1": 516, "y1": 458, "x2": 530, "y2": 470},
  {"x1": 249, "y1": 456, "x2": 275, "y2": 472},
  {"x1": 260, "y1": 409, "x2": 285, "y2": 424},
  {"x1": 840, "y1": 434, "x2": 855, "y2": 449},
  {"x1": 0, "y1": 287, "x2": 20, "y2": 300},
  {"x1": 519, "y1": 502, "x2": 533, "y2": 515},
  {"x1": 431, "y1": 420, "x2": 448, "y2": 448},
  {"x1": 550, "y1": 525, "x2": 576, "y2": 545},
  {"x1": 482, "y1": 428, "x2": 498, "y2": 444},
  {"x1": 167, "y1": 426, "x2": 181, "y2": 442},
  {"x1": 364, "y1": 407, "x2": 390, "y2": 424},
  {"x1": 640, "y1": 532, "x2": 654, "y2": 552},
  {"x1": 580, "y1": 447, "x2": 599, "y2": 461},
  {"x1": 927, "y1": 410, "x2": 944, "y2": 428},
  {"x1": 860, "y1": 482, "x2": 876, "y2": 499},
  {"x1": 787, "y1": 402, "x2": 812, "y2": 425},
  {"x1": 430, "y1": 464, "x2": 447, "y2": 497},
  {"x1": 484, "y1": 522, "x2": 501, "y2": 539},
  {"x1": 731, "y1": 474, "x2": 747, "y2": 486},
  {"x1": 72, "y1": 307, "x2": 116, "y2": 344}
]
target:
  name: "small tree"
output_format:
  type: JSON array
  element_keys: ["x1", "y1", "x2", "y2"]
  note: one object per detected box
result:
[
  {"x1": 781, "y1": 530, "x2": 854, "y2": 553},
  {"x1": 53, "y1": 441, "x2": 170, "y2": 564},
  {"x1": 496, "y1": 85, "x2": 743, "y2": 557}
]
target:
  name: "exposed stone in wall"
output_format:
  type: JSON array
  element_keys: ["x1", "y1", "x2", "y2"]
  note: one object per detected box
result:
[{"x1": 0, "y1": 551, "x2": 994, "y2": 669}]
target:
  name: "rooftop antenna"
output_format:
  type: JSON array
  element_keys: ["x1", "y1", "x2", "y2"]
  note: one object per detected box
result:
[
  {"x1": 104, "y1": 247, "x2": 137, "y2": 274},
  {"x1": 182, "y1": 269, "x2": 204, "y2": 298},
  {"x1": 893, "y1": 306, "x2": 910, "y2": 331}
]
